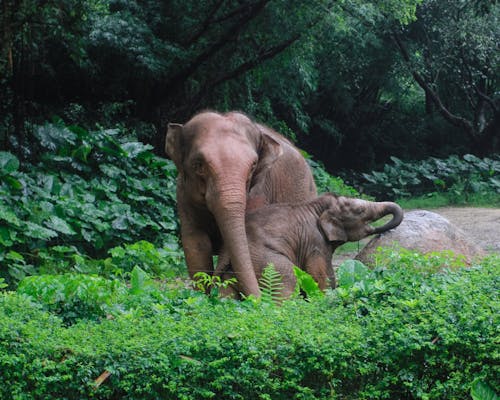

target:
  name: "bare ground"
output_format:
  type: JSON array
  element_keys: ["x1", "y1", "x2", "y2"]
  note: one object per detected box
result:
[
  {"x1": 432, "y1": 207, "x2": 500, "y2": 254},
  {"x1": 335, "y1": 207, "x2": 500, "y2": 264}
]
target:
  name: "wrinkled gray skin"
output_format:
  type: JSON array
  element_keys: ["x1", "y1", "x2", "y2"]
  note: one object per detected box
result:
[
  {"x1": 215, "y1": 193, "x2": 404, "y2": 298},
  {"x1": 165, "y1": 111, "x2": 317, "y2": 297}
]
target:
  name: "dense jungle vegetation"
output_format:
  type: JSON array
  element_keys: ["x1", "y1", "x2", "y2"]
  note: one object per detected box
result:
[
  {"x1": 0, "y1": 0, "x2": 499, "y2": 398},
  {"x1": 1, "y1": 0, "x2": 498, "y2": 170}
]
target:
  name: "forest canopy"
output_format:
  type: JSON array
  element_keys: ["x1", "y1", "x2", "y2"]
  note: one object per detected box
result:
[{"x1": 1, "y1": 0, "x2": 498, "y2": 171}]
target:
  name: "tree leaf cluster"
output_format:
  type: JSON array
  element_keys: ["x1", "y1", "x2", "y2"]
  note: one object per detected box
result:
[{"x1": 8, "y1": 0, "x2": 498, "y2": 172}]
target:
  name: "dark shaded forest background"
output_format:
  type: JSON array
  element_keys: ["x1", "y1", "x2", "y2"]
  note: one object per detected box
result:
[{"x1": 1, "y1": 0, "x2": 498, "y2": 173}]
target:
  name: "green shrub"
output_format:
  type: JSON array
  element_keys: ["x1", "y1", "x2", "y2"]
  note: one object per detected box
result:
[
  {"x1": 105, "y1": 240, "x2": 184, "y2": 278},
  {"x1": 17, "y1": 273, "x2": 126, "y2": 325},
  {"x1": 0, "y1": 253, "x2": 497, "y2": 399},
  {"x1": 37, "y1": 239, "x2": 184, "y2": 278},
  {"x1": 0, "y1": 122, "x2": 181, "y2": 286},
  {"x1": 308, "y1": 156, "x2": 362, "y2": 197},
  {"x1": 361, "y1": 154, "x2": 500, "y2": 204},
  {"x1": 16, "y1": 265, "x2": 191, "y2": 325}
]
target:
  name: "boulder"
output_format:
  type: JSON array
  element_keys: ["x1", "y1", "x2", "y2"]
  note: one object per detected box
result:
[{"x1": 356, "y1": 210, "x2": 486, "y2": 266}]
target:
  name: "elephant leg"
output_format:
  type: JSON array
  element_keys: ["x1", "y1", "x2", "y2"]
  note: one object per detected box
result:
[
  {"x1": 181, "y1": 229, "x2": 214, "y2": 279},
  {"x1": 304, "y1": 253, "x2": 331, "y2": 291},
  {"x1": 214, "y1": 244, "x2": 230, "y2": 276},
  {"x1": 218, "y1": 269, "x2": 241, "y2": 299}
]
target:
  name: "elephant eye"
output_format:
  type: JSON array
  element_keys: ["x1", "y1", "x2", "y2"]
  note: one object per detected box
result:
[{"x1": 192, "y1": 158, "x2": 205, "y2": 176}]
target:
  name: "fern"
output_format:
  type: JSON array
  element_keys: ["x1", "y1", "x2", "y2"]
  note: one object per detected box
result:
[{"x1": 259, "y1": 264, "x2": 284, "y2": 305}]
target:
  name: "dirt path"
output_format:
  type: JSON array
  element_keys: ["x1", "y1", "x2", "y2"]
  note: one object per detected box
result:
[{"x1": 431, "y1": 207, "x2": 500, "y2": 254}]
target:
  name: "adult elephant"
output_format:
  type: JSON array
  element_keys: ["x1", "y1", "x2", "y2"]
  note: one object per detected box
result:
[{"x1": 165, "y1": 111, "x2": 317, "y2": 297}]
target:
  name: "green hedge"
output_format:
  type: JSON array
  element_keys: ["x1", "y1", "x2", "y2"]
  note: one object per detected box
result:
[{"x1": 1, "y1": 254, "x2": 498, "y2": 399}]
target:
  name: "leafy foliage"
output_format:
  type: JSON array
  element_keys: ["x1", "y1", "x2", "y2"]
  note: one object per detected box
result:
[
  {"x1": 193, "y1": 272, "x2": 237, "y2": 298},
  {"x1": 17, "y1": 272, "x2": 126, "y2": 325},
  {"x1": 360, "y1": 153, "x2": 500, "y2": 203},
  {"x1": 0, "y1": 252, "x2": 498, "y2": 399},
  {"x1": 393, "y1": 0, "x2": 499, "y2": 151},
  {"x1": 0, "y1": 122, "x2": 182, "y2": 286},
  {"x1": 259, "y1": 263, "x2": 285, "y2": 305},
  {"x1": 3, "y1": 0, "x2": 463, "y2": 173},
  {"x1": 471, "y1": 378, "x2": 499, "y2": 400},
  {"x1": 293, "y1": 266, "x2": 324, "y2": 300},
  {"x1": 16, "y1": 265, "x2": 191, "y2": 326},
  {"x1": 308, "y1": 157, "x2": 362, "y2": 197}
]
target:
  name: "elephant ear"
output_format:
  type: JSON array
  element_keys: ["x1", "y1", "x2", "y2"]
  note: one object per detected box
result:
[
  {"x1": 319, "y1": 210, "x2": 348, "y2": 243},
  {"x1": 256, "y1": 132, "x2": 283, "y2": 172},
  {"x1": 165, "y1": 123, "x2": 183, "y2": 168}
]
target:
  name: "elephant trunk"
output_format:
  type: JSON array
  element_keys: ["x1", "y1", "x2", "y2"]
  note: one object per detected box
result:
[
  {"x1": 208, "y1": 182, "x2": 261, "y2": 297},
  {"x1": 371, "y1": 202, "x2": 404, "y2": 234}
]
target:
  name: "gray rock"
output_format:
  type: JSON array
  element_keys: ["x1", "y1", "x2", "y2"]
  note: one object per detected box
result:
[{"x1": 356, "y1": 210, "x2": 486, "y2": 266}]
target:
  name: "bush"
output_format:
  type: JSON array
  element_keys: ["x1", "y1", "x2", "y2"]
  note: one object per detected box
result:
[
  {"x1": 360, "y1": 154, "x2": 500, "y2": 204},
  {"x1": 308, "y1": 157, "x2": 362, "y2": 197},
  {"x1": 0, "y1": 122, "x2": 182, "y2": 286},
  {"x1": 17, "y1": 273, "x2": 127, "y2": 325},
  {"x1": 15, "y1": 265, "x2": 187, "y2": 326},
  {"x1": 0, "y1": 252, "x2": 498, "y2": 399}
]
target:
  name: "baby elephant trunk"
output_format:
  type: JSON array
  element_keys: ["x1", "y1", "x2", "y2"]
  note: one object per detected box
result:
[{"x1": 371, "y1": 202, "x2": 404, "y2": 234}]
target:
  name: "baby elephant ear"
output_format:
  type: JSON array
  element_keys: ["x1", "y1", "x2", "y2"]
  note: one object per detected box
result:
[
  {"x1": 165, "y1": 123, "x2": 183, "y2": 168},
  {"x1": 319, "y1": 210, "x2": 348, "y2": 243}
]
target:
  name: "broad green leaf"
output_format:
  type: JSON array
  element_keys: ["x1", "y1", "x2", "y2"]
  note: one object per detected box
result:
[
  {"x1": 0, "y1": 152, "x2": 20, "y2": 175},
  {"x1": 112, "y1": 215, "x2": 129, "y2": 230},
  {"x1": 6, "y1": 250, "x2": 24, "y2": 262},
  {"x1": 72, "y1": 144, "x2": 92, "y2": 163},
  {"x1": 471, "y1": 379, "x2": 498, "y2": 400},
  {"x1": 23, "y1": 221, "x2": 58, "y2": 240},
  {"x1": 45, "y1": 216, "x2": 77, "y2": 235},
  {"x1": 130, "y1": 266, "x2": 149, "y2": 295},
  {"x1": 35, "y1": 124, "x2": 77, "y2": 151},
  {"x1": 0, "y1": 226, "x2": 15, "y2": 246},
  {"x1": 293, "y1": 266, "x2": 324, "y2": 298},
  {"x1": 337, "y1": 260, "x2": 371, "y2": 289},
  {"x1": 99, "y1": 164, "x2": 123, "y2": 178},
  {"x1": 121, "y1": 142, "x2": 153, "y2": 158},
  {"x1": 4, "y1": 176, "x2": 23, "y2": 190},
  {"x1": 0, "y1": 204, "x2": 21, "y2": 226}
]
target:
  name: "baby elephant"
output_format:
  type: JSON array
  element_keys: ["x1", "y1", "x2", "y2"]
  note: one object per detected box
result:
[{"x1": 215, "y1": 193, "x2": 403, "y2": 298}]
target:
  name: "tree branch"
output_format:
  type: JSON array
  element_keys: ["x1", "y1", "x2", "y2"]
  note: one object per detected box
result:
[
  {"x1": 474, "y1": 83, "x2": 498, "y2": 113},
  {"x1": 391, "y1": 29, "x2": 478, "y2": 139},
  {"x1": 189, "y1": 1, "x2": 338, "y2": 109},
  {"x1": 184, "y1": 0, "x2": 226, "y2": 46},
  {"x1": 162, "y1": 0, "x2": 271, "y2": 96},
  {"x1": 213, "y1": 34, "x2": 300, "y2": 89}
]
